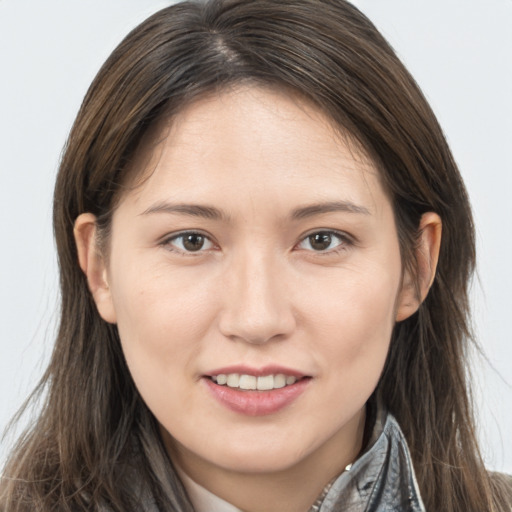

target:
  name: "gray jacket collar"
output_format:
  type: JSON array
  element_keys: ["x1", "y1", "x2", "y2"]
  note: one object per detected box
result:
[{"x1": 318, "y1": 409, "x2": 425, "y2": 512}]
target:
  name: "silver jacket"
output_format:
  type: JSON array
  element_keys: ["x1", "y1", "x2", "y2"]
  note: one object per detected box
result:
[{"x1": 316, "y1": 409, "x2": 425, "y2": 512}]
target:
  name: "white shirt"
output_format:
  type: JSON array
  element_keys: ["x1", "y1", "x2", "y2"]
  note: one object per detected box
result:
[{"x1": 176, "y1": 466, "x2": 243, "y2": 512}]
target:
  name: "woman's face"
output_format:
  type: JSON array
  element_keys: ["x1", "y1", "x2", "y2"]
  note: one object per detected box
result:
[{"x1": 87, "y1": 87, "x2": 416, "y2": 479}]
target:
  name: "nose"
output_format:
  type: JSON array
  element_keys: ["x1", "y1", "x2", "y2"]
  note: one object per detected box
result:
[{"x1": 218, "y1": 251, "x2": 296, "y2": 345}]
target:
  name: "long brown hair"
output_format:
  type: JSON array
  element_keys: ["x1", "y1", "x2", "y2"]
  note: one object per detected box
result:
[{"x1": 1, "y1": 1, "x2": 510, "y2": 510}]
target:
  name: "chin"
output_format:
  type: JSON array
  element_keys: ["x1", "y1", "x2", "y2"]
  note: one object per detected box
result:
[
  {"x1": 196, "y1": 430, "x2": 322, "y2": 474},
  {"x1": 212, "y1": 448, "x2": 309, "y2": 474}
]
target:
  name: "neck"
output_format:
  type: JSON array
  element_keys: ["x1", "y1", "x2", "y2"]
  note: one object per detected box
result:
[{"x1": 162, "y1": 409, "x2": 366, "y2": 512}]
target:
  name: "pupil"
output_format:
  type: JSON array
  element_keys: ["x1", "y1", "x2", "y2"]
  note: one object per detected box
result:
[
  {"x1": 183, "y1": 234, "x2": 204, "y2": 251},
  {"x1": 310, "y1": 233, "x2": 331, "y2": 251}
]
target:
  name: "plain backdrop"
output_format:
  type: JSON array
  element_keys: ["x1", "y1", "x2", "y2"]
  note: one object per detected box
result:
[{"x1": 1, "y1": 0, "x2": 511, "y2": 472}]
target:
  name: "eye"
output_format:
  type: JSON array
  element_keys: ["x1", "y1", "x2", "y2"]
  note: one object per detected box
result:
[
  {"x1": 164, "y1": 232, "x2": 215, "y2": 253},
  {"x1": 297, "y1": 231, "x2": 350, "y2": 253}
]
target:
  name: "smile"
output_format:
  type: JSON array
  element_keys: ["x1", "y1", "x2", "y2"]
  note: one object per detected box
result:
[
  {"x1": 211, "y1": 373, "x2": 299, "y2": 391},
  {"x1": 203, "y1": 368, "x2": 311, "y2": 416}
]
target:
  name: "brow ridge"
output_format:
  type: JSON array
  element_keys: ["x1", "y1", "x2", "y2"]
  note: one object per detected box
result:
[
  {"x1": 141, "y1": 200, "x2": 369, "y2": 222},
  {"x1": 291, "y1": 201, "x2": 370, "y2": 220},
  {"x1": 141, "y1": 202, "x2": 227, "y2": 221}
]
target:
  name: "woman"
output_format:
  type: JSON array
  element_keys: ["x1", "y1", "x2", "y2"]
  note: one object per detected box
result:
[{"x1": 1, "y1": 0, "x2": 510, "y2": 510}]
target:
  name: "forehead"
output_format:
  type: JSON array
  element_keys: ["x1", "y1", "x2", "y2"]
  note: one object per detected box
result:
[{"x1": 118, "y1": 86, "x2": 387, "y2": 216}]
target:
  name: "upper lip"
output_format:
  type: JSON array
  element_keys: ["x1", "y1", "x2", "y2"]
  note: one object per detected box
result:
[{"x1": 204, "y1": 365, "x2": 308, "y2": 378}]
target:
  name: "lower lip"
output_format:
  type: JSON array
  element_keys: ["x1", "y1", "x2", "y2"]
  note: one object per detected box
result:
[{"x1": 203, "y1": 377, "x2": 311, "y2": 416}]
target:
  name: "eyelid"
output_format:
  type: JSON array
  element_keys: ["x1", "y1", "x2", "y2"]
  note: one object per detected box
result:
[
  {"x1": 295, "y1": 229, "x2": 355, "y2": 253},
  {"x1": 160, "y1": 230, "x2": 218, "y2": 254}
]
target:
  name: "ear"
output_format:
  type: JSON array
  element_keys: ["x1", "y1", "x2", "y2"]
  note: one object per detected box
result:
[
  {"x1": 395, "y1": 212, "x2": 442, "y2": 322},
  {"x1": 74, "y1": 213, "x2": 117, "y2": 324}
]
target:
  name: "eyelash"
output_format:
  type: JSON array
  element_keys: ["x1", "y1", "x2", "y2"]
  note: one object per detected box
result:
[
  {"x1": 160, "y1": 229, "x2": 353, "y2": 255},
  {"x1": 161, "y1": 231, "x2": 217, "y2": 255},
  {"x1": 295, "y1": 230, "x2": 353, "y2": 254}
]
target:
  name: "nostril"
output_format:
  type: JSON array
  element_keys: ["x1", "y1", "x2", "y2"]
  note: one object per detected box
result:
[
  {"x1": 218, "y1": 310, "x2": 296, "y2": 345},
  {"x1": 218, "y1": 265, "x2": 296, "y2": 344}
]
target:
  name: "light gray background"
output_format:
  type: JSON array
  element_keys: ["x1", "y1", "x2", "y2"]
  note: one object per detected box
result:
[{"x1": 1, "y1": 0, "x2": 511, "y2": 472}]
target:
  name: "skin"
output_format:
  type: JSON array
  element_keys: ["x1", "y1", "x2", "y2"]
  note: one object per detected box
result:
[{"x1": 75, "y1": 86, "x2": 441, "y2": 512}]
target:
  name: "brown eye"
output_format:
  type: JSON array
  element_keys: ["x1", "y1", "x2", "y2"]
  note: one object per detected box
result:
[
  {"x1": 308, "y1": 232, "x2": 333, "y2": 251},
  {"x1": 166, "y1": 232, "x2": 214, "y2": 253},
  {"x1": 183, "y1": 234, "x2": 206, "y2": 251},
  {"x1": 297, "y1": 230, "x2": 348, "y2": 253}
]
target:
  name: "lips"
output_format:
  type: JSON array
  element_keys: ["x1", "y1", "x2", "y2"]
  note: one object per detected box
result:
[{"x1": 203, "y1": 365, "x2": 311, "y2": 416}]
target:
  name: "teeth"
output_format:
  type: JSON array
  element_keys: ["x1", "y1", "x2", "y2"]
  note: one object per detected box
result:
[
  {"x1": 239, "y1": 375, "x2": 257, "y2": 390},
  {"x1": 211, "y1": 373, "x2": 301, "y2": 390},
  {"x1": 226, "y1": 374, "x2": 240, "y2": 388},
  {"x1": 257, "y1": 375, "x2": 274, "y2": 391},
  {"x1": 274, "y1": 374, "x2": 286, "y2": 389}
]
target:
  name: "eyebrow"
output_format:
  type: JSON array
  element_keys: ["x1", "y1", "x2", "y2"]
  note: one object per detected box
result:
[
  {"x1": 140, "y1": 202, "x2": 229, "y2": 221},
  {"x1": 140, "y1": 200, "x2": 370, "y2": 222},
  {"x1": 291, "y1": 201, "x2": 370, "y2": 220}
]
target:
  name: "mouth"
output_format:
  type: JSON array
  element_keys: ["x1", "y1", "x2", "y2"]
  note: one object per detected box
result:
[
  {"x1": 202, "y1": 368, "x2": 312, "y2": 416},
  {"x1": 208, "y1": 373, "x2": 305, "y2": 391}
]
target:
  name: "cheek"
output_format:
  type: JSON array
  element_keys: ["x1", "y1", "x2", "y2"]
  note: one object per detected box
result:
[
  {"x1": 112, "y1": 255, "x2": 216, "y2": 332},
  {"x1": 108, "y1": 261, "x2": 220, "y2": 397},
  {"x1": 303, "y1": 259, "x2": 400, "y2": 385}
]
